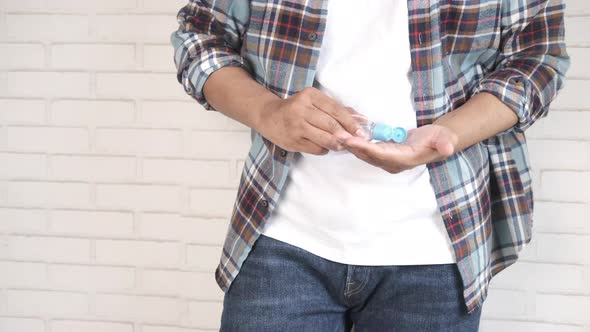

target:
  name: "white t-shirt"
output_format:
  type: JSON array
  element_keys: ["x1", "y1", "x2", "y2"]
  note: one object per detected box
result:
[{"x1": 260, "y1": 0, "x2": 456, "y2": 265}]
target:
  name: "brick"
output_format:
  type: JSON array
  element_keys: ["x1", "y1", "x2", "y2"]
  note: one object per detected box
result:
[
  {"x1": 0, "y1": 235, "x2": 91, "y2": 262},
  {"x1": 49, "y1": 209, "x2": 134, "y2": 237},
  {"x1": 50, "y1": 155, "x2": 136, "y2": 181},
  {"x1": 0, "y1": 208, "x2": 46, "y2": 233},
  {"x1": 567, "y1": 47, "x2": 590, "y2": 78},
  {"x1": 186, "y1": 244, "x2": 221, "y2": 272},
  {"x1": 549, "y1": 80, "x2": 590, "y2": 110},
  {"x1": 96, "y1": 73, "x2": 186, "y2": 99},
  {"x1": 0, "y1": 99, "x2": 45, "y2": 124},
  {"x1": 0, "y1": 43, "x2": 45, "y2": 69},
  {"x1": 2, "y1": 181, "x2": 92, "y2": 208},
  {"x1": 0, "y1": 152, "x2": 47, "y2": 178},
  {"x1": 142, "y1": 158, "x2": 231, "y2": 187},
  {"x1": 51, "y1": 44, "x2": 136, "y2": 70},
  {"x1": 96, "y1": 183, "x2": 181, "y2": 211},
  {"x1": 3, "y1": 289, "x2": 88, "y2": 316},
  {"x1": 188, "y1": 131, "x2": 251, "y2": 159},
  {"x1": 0, "y1": 71, "x2": 89, "y2": 98},
  {"x1": 0, "y1": 126, "x2": 89, "y2": 153},
  {"x1": 479, "y1": 289, "x2": 528, "y2": 318},
  {"x1": 539, "y1": 171, "x2": 590, "y2": 202},
  {"x1": 566, "y1": 0, "x2": 590, "y2": 15},
  {"x1": 187, "y1": 301, "x2": 223, "y2": 329},
  {"x1": 142, "y1": 326, "x2": 200, "y2": 332},
  {"x1": 535, "y1": 233, "x2": 590, "y2": 264},
  {"x1": 0, "y1": 261, "x2": 47, "y2": 288},
  {"x1": 0, "y1": 0, "x2": 46, "y2": 11},
  {"x1": 47, "y1": 0, "x2": 137, "y2": 12},
  {"x1": 189, "y1": 188, "x2": 237, "y2": 217},
  {"x1": 141, "y1": 269, "x2": 222, "y2": 301},
  {"x1": 93, "y1": 15, "x2": 175, "y2": 43},
  {"x1": 139, "y1": 269, "x2": 181, "y2": 296},
  {"x1": 490, "y1": 262, "x2": 586, "y2": 293},
  {"x1": 528, "y1": 111, "x2": 590, "y2": 140},
  {"x1": 190, "y1": 218, "x2": 228, "y2": 245},
  {"x1": 95, "y1": 128, "x2": 182, "y2": 156},
  {"x1": 1, "y1": 14, "x2": 89, "y2": 42},
  {"x1": 481, "y1": 320, "x2": 587, "y2": 332},
  {"x1": 528, "y1": 139, "x2": 590, "y2": 170},
  {"x1": 535, "y1": 294, "x2": 590, "y2": 325},
  {"x1": 0, "y1": 0, "x2": 136, "y2": 12},
  {"x1": 142, "y1": 0, "x2": 187, "y2": 13},
  {"x1": 51, "y1": 100, "x2": 135, "y2": 125},
  {"x1": 52, "y1": 320, "x2": 133, "y2": 332},
  {"x1": 533, "y1": 201, "x2": 589, "y2": 234},
  {"x1": 144, "y1": 44, "x2": 176, "y2": 72},
  {"x1": 140, "y1": 213, "x2": 227, "y2": 245},
  {"x1": 0, "y1": 318, "x2": 44, "y2": 332},
  {"x1": 565, "y1": 17, "x2": 590, "y2": 46},
  {"x1": 95, "y1": 239, "x2": 181, "y2": 267},
  {"x1": 48, "y1": 264, "x2": 135, "y2": 291},
  {"x1": 140, "y1": 101, "x2": 248, "y2": 130},
  {"x1": 95, "y1": 294, "x2": 182, "y2": 324},
  {"x1": 138, "y1": 213, "x2": 194, "y2": 241}
]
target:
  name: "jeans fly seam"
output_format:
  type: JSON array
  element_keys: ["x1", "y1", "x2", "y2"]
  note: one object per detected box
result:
[{"x1": 344, "y1": 266, "x2": 369, "y2": 297}]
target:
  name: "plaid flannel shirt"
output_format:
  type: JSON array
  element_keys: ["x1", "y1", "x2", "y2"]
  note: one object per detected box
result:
[{"x1": 170, "y1": 0, "x2": 569, "y2": 314}]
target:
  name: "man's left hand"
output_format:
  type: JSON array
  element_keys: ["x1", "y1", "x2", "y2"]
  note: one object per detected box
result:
[{"x1": 341, "y1": 124, "x2": 459, "y2": 174}]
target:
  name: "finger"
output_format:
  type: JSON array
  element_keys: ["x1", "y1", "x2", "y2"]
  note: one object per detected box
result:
[
  {"x1": 301, "y1": 122, "x2": 344, "y2": 151},
  {"x1": 308, "y1": 89, "x2": 364, "y2": 137},
  {"x1": 298, "y1": 137, "x2": 330, "y2": 155},
  {"x1": 304, "y1": 105, "x2": 352, "y2": 141}
]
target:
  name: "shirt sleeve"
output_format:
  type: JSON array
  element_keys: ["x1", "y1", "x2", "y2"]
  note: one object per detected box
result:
[
  {"x1": 170, "y1": 0, "x2": 252, "y2": 111},
  {"x1": 472, "y1": 0, "x2": 571, "y2": 133}
]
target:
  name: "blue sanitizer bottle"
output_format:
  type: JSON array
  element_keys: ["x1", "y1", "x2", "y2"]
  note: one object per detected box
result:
[{"x1": 351, "y1": 114, "x2": 407, "y2": 143}]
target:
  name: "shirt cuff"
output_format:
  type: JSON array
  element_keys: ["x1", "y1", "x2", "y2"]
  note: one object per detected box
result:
[
  {"x1": 472, "y1": 69, "x2": 531, "y2": 133},
  {"x1": 181, "y1": 53, "x2": 251, "y2": 111}
]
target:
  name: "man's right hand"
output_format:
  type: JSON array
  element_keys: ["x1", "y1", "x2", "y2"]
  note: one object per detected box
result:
[{"x1": 255, "y1": 87, "x2": 366, "y2": 155}]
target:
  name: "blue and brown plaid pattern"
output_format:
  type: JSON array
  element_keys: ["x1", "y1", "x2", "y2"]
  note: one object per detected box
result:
[{"x1": 170, "y1": 0, "x2": 569, "y2": 314}]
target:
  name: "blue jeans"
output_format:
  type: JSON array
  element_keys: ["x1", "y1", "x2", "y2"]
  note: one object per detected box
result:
[{"x1": 220, "y1": 233, "x2": 482, "y2": 331}]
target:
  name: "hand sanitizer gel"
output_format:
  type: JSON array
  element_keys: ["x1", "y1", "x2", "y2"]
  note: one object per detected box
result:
[{"x1": 351, "y1": 114, "x2": 407, "y2": 143}]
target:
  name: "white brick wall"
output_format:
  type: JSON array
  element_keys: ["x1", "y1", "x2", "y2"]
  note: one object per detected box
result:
[{"x1": 0, "y1": 0, "x2": 587, "y2": 331}]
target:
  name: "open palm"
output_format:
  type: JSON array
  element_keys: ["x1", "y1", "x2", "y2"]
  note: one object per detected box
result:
[{"x1": 341, "y1": 124, "x2": 458, "y2": 174}]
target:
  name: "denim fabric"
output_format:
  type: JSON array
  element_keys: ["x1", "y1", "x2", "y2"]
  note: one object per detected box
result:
[{"x1": 220, "y1": 233, "x2": 482, "y2": 331}]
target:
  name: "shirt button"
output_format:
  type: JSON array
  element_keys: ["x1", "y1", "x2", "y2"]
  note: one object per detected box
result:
[
  {"x1": 260, "y1": 199, "x2": 268, "y2": 208},
  {"x1": 280, "y1": 149, "x2": 288, "y2": 157},
  {"x1": 308, "y1": 32, "x2": 317, "y2": 41}
]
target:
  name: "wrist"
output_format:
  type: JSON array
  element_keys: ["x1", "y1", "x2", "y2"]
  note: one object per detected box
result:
[{"x1": 253, "y1": 95, "x2": 282, "y2": 134}]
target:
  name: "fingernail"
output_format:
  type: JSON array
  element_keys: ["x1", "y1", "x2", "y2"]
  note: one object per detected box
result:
[{"x1": 355, "y1": 128, "x2": 365, "y2": 137}]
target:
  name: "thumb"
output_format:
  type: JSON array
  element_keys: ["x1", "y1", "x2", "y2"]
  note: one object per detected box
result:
[{"x1": 431, "y1": 127, "x2": 456, "y2": 157}]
